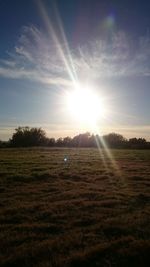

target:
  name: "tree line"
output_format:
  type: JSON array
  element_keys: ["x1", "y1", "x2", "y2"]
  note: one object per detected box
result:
[{"x1": 0, "y1": 126, "x2": 149, "y2": 149}]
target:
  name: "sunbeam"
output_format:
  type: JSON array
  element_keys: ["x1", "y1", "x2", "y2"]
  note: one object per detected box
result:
[{"x1": 37, "y1": 0, "x2": 78, "y2": 87}]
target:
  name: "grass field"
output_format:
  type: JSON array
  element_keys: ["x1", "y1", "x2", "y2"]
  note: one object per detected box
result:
[{"x1": 0, "y1": 148, "x2": 150, "y2": 267}]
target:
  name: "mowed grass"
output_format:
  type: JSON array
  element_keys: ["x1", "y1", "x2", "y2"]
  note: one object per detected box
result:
[{"x1": 0, "y1": 148, "x2": 150, "y2": 267}]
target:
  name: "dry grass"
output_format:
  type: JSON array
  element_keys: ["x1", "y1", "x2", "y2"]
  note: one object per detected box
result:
[{"x1": 0, "y1": 148, "x2": 150, "y2": 266}]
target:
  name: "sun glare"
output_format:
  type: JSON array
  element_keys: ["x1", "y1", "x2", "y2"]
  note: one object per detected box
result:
[{"x1": 66, "y1": 86, "x2": 106, "y2": 126}]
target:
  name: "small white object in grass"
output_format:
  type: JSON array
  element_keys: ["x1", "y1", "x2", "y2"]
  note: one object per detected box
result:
[{"x1": 64, "y1": 156, "x2": 68, "y2": 162}]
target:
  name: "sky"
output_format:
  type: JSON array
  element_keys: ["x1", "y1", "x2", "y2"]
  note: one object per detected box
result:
[{"x1": 0, "y1": 0, "x2": 150, "y2": 141}]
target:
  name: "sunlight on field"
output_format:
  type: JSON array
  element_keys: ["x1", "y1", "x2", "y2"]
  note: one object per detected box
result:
[{"x1": 0, "y1": 148, "x2": 150, "y2": 267}]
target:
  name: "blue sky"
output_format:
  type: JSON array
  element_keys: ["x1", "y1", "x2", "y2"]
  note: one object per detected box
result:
[{"x1": 0, "y1": 0, "x2": 150, "y2": 140}]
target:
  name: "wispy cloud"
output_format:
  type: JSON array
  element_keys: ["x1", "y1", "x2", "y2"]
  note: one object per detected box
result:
[
  {"x1": 0, "y1": 25, "x2": 150, "y2": 86},
  {"x1": 0, "y1": 25, "x2": 71, "y2": 86},
  {"x1": 76, "y1": 31, "x2": 150, "y2": 79}
]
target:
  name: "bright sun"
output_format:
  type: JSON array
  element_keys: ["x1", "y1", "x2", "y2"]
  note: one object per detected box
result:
[{"x1": 66, "y1": 86, "x2": 106, "y2": 126}]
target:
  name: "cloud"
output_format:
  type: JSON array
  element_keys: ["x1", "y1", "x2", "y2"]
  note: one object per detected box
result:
[
  {"x1": 0, "y1": 25, "x2": 150, "y2": 86},
  {"x1": 0, "y1": 25, "x2": 71, "y2": 86},
  {"x1": 76, "y1": 31, "x2": 150, "y2": 79}
]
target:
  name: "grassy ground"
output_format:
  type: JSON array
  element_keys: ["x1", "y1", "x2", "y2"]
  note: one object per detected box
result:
[{"x1": 0, "y1": 148, "x2": 150, "y2": 267}]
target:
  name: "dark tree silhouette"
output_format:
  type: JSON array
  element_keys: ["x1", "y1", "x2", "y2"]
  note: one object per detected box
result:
[
  {"x1": 129, "y1": 137, "x2": 146, "y2": 145},
  {"x1": 72, "y1": 132, "x2": 91, "y2": 147},
  {"x1": 88, "y1": 134, "x2": 97, "y2": 147},
  {"x1": 47, "y1": 138, "x2": 56, "y2": 147},
  {"x1": 128, "y1": 137, "x2": 147, "y2": 148},
  {"x1": 103, "y1": 133, "x2": 126, "y2": 148},
  {"x1": 63, "y1": 137, "x2": 72, "y2": 147},
  {"x1": 56, "y1": 137, "x2": 64, "y2": 147},
  {"x1": 10, "y1": 127, "x2": 47, "y2": 147},
  {"x1": 2, "y1": 126, "x2": 149, "y2": 149}
]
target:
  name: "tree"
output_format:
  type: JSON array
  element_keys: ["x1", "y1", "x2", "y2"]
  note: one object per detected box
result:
[
  {"x1": 10, "y1": 127, "x2": 47, "y2": 147},
  {"x1": 47, "y1": 138, "x2": 56, "y2": 147},
  {"x1": 129, "y1": 137, "x2": 146, "y2": 145},
  {"x1": 87, "y1": 134, "x2": 97, "y2": 147},
  {"x1": 63, "y1": 137, "x2": 72, "y2": 147},
  {"x1": 0, "y1": 140, "x2": 2, "y2": 147},
  {"x1": 103, "y1": 133, "x2": 126, "y2": 148},
  {"x1": 56, "y1": 138, "x2": 64, "y2": 147},
  {"x1": 72, "y1": 132, "x2": 91, "y2": 147},
  {"x1": 129, "y1": 137, "x2": 147, "y2": 148}
]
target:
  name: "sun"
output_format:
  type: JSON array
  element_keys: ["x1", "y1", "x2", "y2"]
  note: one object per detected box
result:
[{"x1": 66, "y1": 85, "x2": 106, "y2": 126}]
